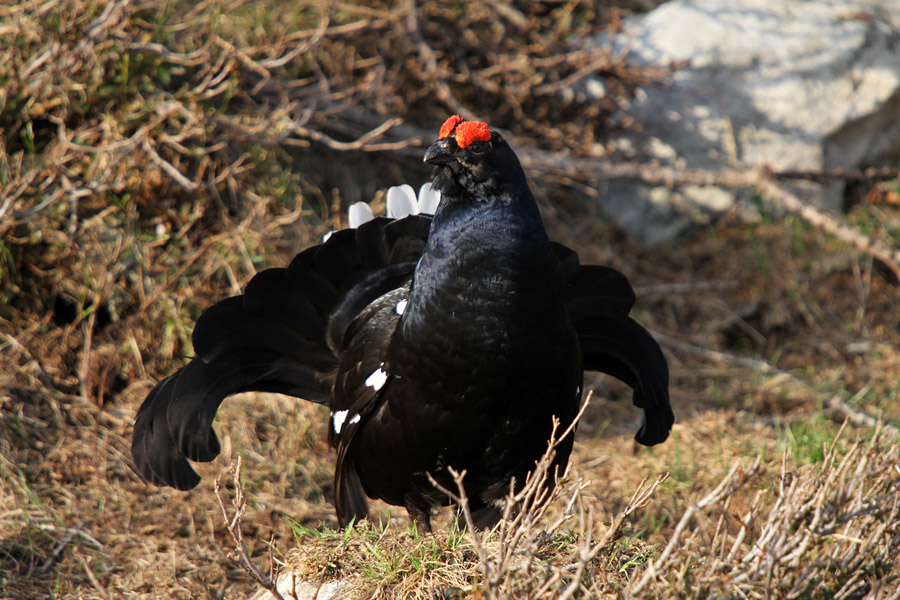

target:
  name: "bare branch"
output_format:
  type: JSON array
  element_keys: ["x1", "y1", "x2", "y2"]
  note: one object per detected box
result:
[
  {"x1": 653, "y1": 330, "x2": 900, "y2": 439},
  {"x1": 628, "y1": 458, "x2": 764, "y2": 595},
  {"x1": 141, "y1": 139, "x2": 200, "y2": 192},
  {"x1": 214, "y1": 456, "x2": 286, "y2": 600},
  {"x1": 522, "y1": 152, "x2": 900, "y2": 280},
  {"x1": 634, "y1": 279, "x2": 740, "y2": 296}
]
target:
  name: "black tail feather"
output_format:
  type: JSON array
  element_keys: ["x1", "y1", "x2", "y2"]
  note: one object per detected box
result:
[
  {"x1": 132, "y1": 345, "x2": 329, "y2": 488},
  {"x1": 240, "y1": 269, "x2": 329, "y2": 342},
  {"x1": 132, "y1": 370, "x2": 202, "y2": 490},
  {"x1": 132, "y1": 215, "x2": 434, "y2": 490}
]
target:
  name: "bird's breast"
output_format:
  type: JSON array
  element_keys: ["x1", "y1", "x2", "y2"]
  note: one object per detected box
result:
[{"x1": 392, "y1": 243, "x2": 576, "y2": 407}]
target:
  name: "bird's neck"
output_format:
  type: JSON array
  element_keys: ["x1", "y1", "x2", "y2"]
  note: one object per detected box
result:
[
  {"x1": 428, "y1": 179, "x2": 547, "y2": 252},
  {"x1": 399, "y1": 191, "x2": 563, "y2": 343}
]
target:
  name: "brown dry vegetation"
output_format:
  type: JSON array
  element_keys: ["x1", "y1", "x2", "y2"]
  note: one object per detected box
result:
[{"x1": 2, "y1": 1, "x2": 900, "y2": 598}]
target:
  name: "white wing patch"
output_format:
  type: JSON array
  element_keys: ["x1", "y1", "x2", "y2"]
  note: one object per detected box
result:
[
  {"x1": 349, "y1": 414, "x2": 361, "y2": 425},
  {"x1": 395, "y1": 299, "x2": 408, "y2": 315},
  {"x1": 332, "y1": 410, "x2": 349, "y2": 434},
  {"x1": 365, "y1": 364, "x2": 388, "y2": 391}
]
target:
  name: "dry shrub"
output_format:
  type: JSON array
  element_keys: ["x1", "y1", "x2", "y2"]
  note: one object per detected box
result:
[
  {"x1": 1, "y1": 0, "x2": 659, "y2": 366},
  {"x1": 247, "y1": 416, "x2": 900, "y2": 599},
  {"x1": 627, "y1": 424, "x2": 900, "y2": 598},
  {"x1": 1, "y1": 0, "x2": 656, "y2": 240}
]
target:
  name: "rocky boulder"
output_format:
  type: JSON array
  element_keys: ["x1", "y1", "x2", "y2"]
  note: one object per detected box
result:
[{"x1": 590, "y1": 0, "x2": 900, "y2": 244}]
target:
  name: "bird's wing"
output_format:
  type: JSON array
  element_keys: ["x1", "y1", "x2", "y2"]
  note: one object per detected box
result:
[
  {"x1": 574, "y1": 315, "x2": 672, "y2": 445},
  {"x1": 556, "y1": 245, "x2": 673, "y2": 446},
  {"x1": 132, "y1": 216, "x2": 431, "y2": 490},
  {"x1": 328, "y1": 286, "x2": 409, "y2": 526}
]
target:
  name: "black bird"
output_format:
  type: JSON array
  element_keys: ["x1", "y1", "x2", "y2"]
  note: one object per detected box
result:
[{"x1": 132, "y1": 116, "x2": 673, "y2": 532}]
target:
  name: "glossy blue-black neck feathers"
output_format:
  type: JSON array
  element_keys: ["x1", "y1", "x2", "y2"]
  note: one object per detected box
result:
[{"x1": 404, "y1": 132, "x2": 557, "y2": 333}]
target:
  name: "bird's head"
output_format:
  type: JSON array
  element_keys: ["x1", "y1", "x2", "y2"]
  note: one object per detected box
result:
[{"x1": 424, "y1": 116, "x2": 527, "y2": 202}]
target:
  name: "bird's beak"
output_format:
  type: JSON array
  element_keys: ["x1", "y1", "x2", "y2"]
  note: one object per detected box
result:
[{"x1": 423, "y1": 140, "x2": 454, "y2": 166}]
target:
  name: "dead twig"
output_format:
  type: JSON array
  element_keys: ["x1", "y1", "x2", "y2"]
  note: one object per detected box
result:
[
  {"x1": 78, "y1": 310, "x2": 96, "y2": 403},
  {"x1": 284, "y1": 117, "x2": 416, "y2": 152},
  {"x1": 775, "y1": 165, "x2": 900, "y2": 183},
  {"x1": 754, "y1": 175, "x2": 900, "y2": 281},
  {"x1": 653, "y1": 330, "x2": 900, "y2": 439},
  {"x1": 634, "y1": 279, "x2": 740, "y2": 297},
  {"x1": 523, "y1": 153, "x2": 900, "y2": 280},
  {"x1": 141, "y1": 139, "x2": 200, "y2": 192},
  {"x1": 74, "y1": 551, "x2": 111, "y2": 600},
  {"x1": 625, "y1": 425, "x2": 900, "y2": 598},
  {"x1": 628, "y1": 457, "x2": 763, "y2": 595},
  {"x1": 214, "y1": 456, "x2": 286, "y2": 600},
  {"x1": 404, "y1": 0, "x2": 475, "y2": 120}
]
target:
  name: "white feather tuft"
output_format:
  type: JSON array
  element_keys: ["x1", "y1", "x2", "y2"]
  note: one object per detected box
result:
[
  {"x1": 349, "y1": 182, "x2": 441, "y2": 226},
  {"x1": 348, "y1": 202, "x2": 375, "y2": 228},
  {"x1": 386, "y1": 185, "x2": 418, "y2": 219},
  {"x1": 417, "y1": 182, "x2": 440, "y2": 214}
]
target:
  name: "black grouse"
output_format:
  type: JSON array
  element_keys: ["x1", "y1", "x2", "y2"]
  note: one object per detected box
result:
[{"x1": 132, "y1": 116, "x2": 673, "y2": 532}]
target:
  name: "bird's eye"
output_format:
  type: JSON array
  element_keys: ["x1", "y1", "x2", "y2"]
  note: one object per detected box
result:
[{"x1": 468, "y1": 141, "x2": 487, "y2": 154}]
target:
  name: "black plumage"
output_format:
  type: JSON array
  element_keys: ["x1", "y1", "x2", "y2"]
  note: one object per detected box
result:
[{"x1": 132, "y1": 116, "x2": 673, "y2": 532}]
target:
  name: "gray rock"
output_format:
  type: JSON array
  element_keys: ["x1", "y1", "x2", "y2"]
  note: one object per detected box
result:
[
  {"x1": 250, "y1": 577, "x2": 348, "y2": 600},
  {"x1": 592, "y1": 0, "x2": 900, "y2": 244}
]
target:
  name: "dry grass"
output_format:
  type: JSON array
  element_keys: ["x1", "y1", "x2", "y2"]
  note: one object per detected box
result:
[
  {"x1": 244, "y1": 412, "x2": 900, "y2": 599},
  {"x1": 3, "y1": 0, "x2": 900, "y2": 598}
]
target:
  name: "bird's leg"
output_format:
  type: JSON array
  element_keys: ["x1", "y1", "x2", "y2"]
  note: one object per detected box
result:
[{"x1": 405, "y1": 503, "x2": 432, "y2": 535}]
